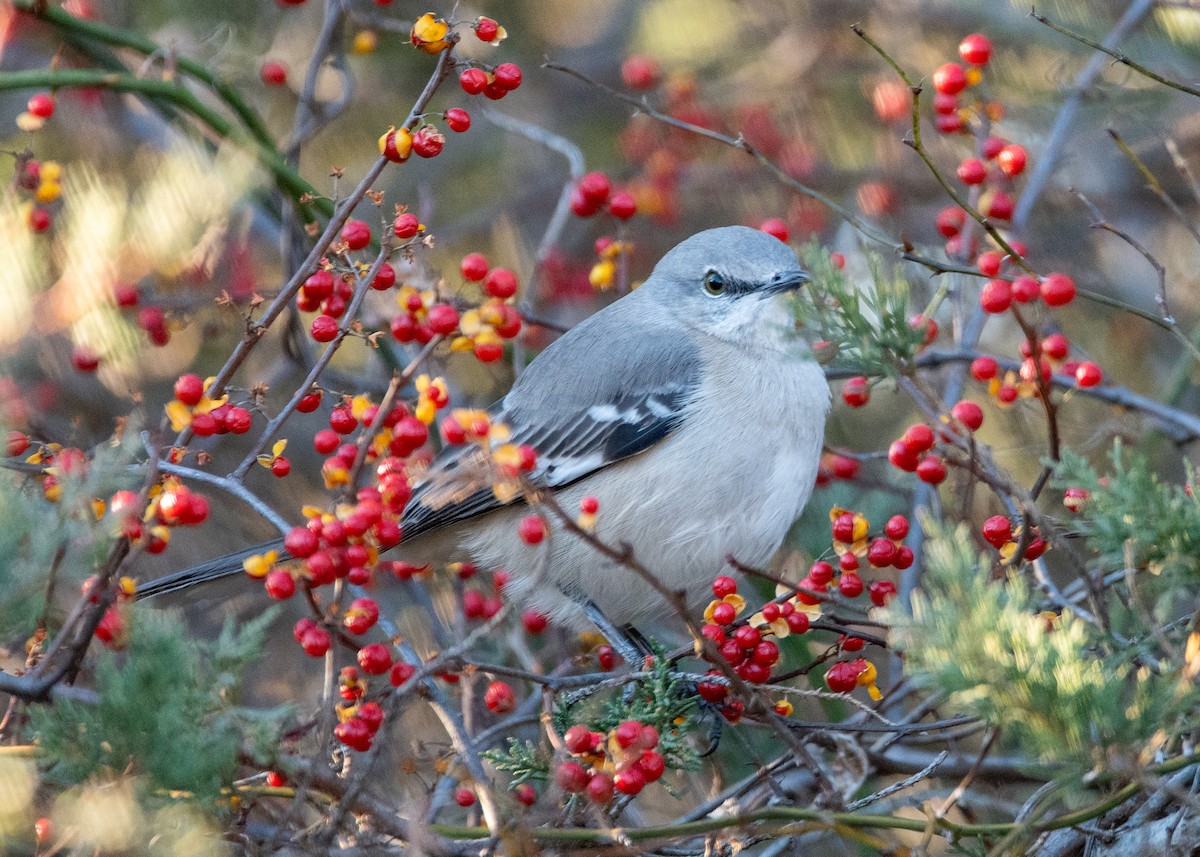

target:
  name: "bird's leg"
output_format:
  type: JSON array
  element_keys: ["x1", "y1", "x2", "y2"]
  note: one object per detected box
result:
[{"x1": 583, "y1": 600, "x2": 647, "y2": 670}]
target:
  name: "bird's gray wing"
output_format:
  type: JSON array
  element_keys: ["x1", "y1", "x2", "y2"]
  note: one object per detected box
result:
[{"x1": 401, "y1": 302, "x2": 700, "y2": 541}]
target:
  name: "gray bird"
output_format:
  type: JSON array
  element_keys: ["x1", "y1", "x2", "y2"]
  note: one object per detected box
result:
[{"x1": 140, "y1": 226, "x2": 830, "y2": 645}]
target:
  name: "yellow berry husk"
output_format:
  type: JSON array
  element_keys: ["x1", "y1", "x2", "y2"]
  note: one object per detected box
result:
[
  {"x1": 35, "y1": 181, "x2": 61, "y2": 203},
  {"x1": 353, "y1": 30, "x2": 378, "y2": 54}
]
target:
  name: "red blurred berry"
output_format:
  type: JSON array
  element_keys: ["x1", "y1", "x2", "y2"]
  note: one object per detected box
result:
[
  {"x1": 1041, "y1": 273, "x2": 1076, "y2": 307},
  {"x1": 979, "y1": 279, "x2": 1012, "y2": 313},
  {"x1": 261, "y1": 60, "x2": 287, "y2": 86},
  {"x1": 1075, "y1": 361, "x2": 1102, "y2": 387},
  {"x1": 932, "y1": 63, "x2": 968, "y2": 95},
  {"x1": 621, "y1": 55, "x2": 660, "y2": 90},
  {"x1": 841, "y1": 376, "x2": 870, "y2": 407},
  {"x1": 957, "y1": 158, "x2": 987, "y2": 185},
  {"x1": 959, "y1": 33, "x2": 993, "y2": 66},
  {"x1": 997, "y1": 144, "x2": 1027, "y2": 177},
  {"x1": 951, "y1": 400, "x2": 984, "y2": 431}
]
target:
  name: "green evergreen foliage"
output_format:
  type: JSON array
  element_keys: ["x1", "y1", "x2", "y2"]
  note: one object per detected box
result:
[
  {"x1": 0, "y1": 431, "x2": 141, "y2": 639},
  {"x1": 796, "y1": 243, "x2": 928, "y2": 376},
  {"x1": 888, "y1": 519, "x2": 1194, "y2": 768},
  {"x1": 31, "y1": 607, "x2": 286, "y2": 803},
  {"x1": 1054, "y1": 441, "x2": 1200, "y2": 581}
]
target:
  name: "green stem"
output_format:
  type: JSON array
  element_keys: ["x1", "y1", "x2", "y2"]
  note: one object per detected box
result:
[
  {"x1": 0, "y1": 68, "x2": 329, "y2": 219},
  {"x1": 12, "y1": 0, "x2": 276, "y2": 149}
]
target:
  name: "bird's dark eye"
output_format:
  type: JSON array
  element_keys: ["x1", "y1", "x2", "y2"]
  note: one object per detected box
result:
[{"x1": 703, "y1": 270, "x2": 725, "y2": 296}]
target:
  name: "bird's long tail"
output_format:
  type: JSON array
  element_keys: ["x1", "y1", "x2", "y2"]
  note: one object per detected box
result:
[{"x1": 135, "y1": 536, "x2": 289, "y2": 599}]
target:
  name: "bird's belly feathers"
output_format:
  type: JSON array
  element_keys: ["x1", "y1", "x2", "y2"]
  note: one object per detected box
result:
[{"x1": 462, "y1": 357, "x2": 830, "y2": 629}]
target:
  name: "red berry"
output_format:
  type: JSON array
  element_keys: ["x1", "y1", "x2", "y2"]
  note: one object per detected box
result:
[
  {"x1": 586, "y1": 773, "x2": 614, "y2": 804},
  {"x1": 426, "y1": 303, "x2": 460, "y2": 336},
  {"x1": 390, "y1": 662, "x2": 416, "y2": 686},
  {"x1": 493, "y1": 63, "x2": 522, "y2": 91},
  {"x1": 453, "y1": 786, "x2": 475, "y2": 807},
  {"x1": 977, "y1": 250, "x2": 1003, "y2": 277},
  {"x1": 461, "y1": 253, "x2": 489, "y2": 281},
  {"x1": 341, "y1": 220, "x2": 371, "y2": 250},
  {"x1": 710, "y1": 601, "x2": 736, "y2": 626},
  {"x1": 888, "y1": 440, "x2": 919, "y2": 472},
  {"x1": 1075, "y1": 361, "x2": 1102, "y2": 387},
  {"x1": 580, "y1": 495, "x2": 600, "y2": 514},
  {"x1": 712, "y1": 575, "x2": 737, "y2": 598},
  {"x1": 460, "y1": 68, "x2": 488, "y2": 94},
  {"x1": 982, "y1": 136, "x2": 1007, "y2": 160},
  {"x1": 970, "y1": 355, "x2": 998, "y2": 381},
  {"x1": 298, "y1": 625, "x2": 330, "y2": 657},
  {"x1": 982, "y1": 515, "x2": 1012, "y2": 547},
  {"x1": 867, "y1": 537, "x2": 898, "y2": 568},
  {"x1": 840, "y1": 635, "x2": 865, "y2": 652},
  {"x1": 515, "y1": 783, "x2": 537, "y2": 806},
  {"x1": 371, "y1": 262, "x2": 396, "y2": 290},
  {"x1": 357, "y1": 643, "x2": 392, "y2": 675},
  {"x1": 979, "y1": 279, "x2": 1012, "y2": 313},
  {"x1": 483, "y1": 267, "x2": 518, "y2": 299},
  {"x1": 841, "y1": 376, "x2": 870, "y2": 407},
  {"x1": 621, "y1": 55, "x2": 660, "y2": 90},
  {"x1": 903, "y1": 423, "x2": 935, "y2": 453},
  {"x1": 869, "y1": 579, "x2": 898, "y2": 607},
  {"x1": 826, "y1": 661, "x2": 860, "y2": 693},
  {"x1": 997, "y1": 144, "x2": 1027, "y2": 177},
  {"x1": 518, "y1": 515, "x2": 546, "y2": 545},
  {"x1": 29, "y1": 208, "x2": 51, "y2": 232},
  {"x1": 334, "y1": 718, "x2": 372, "y2": 752},
  {"x1": 957, "y1": 158, "x2": 987, "y2": 185},
  {"x1": 313, "y1": 429, "x2": 339, "y2": 454},
  {"x1": 933, "y1": 91, "x2": 959, "y2": 115},
  {"x1": 114, "y1": 284, "x2": 139, "y2": 307},
  {"x1": 393, "y1": 213, "x2": 420, "y2": 239},
  {"x1": 935, "y1": 206, "x2": 966, "y2": 238},
  {"x1": 759, "y1": 218, "x2": 788, "y2": 242},
  {"x1": 71, "y1": 346, "x2": 100, "y2": 373},
  {"x1": 557, "y1": 761, "x2": 589, "y2": 793},
  {"x1": 987, "y1": 191, "x2": 1014, "y2": 221},
  {"x1": 578, "y1": 172, "x2": 611, "y2": 204},
  {"x1": 951, "y1": 400, "x2": 984, "y2": 431},
  {"x1": 261, "y1": 60, "x2": 288, "y2": 86},
  {"x1": 264, "y1": 568, "x2": 295, "y2": 599},
  {"x1": 413, "y1": 125, "x2": 445, "y2": 158},
  {"x1": 809, "y1": 561, "x2": 834, "y2": 585},
  {"x1": 344, "y1": 597, "x2": 380, "y2": 635},
  {"x1": 932, "y1": 63, "x2": 968, "y2": 95},
  {"x1": 1040, "y1": 273, "x2": 1076, "y2": 307},
  {"x1": 935, "y1": 112, "x2": 964, "y2": 134},
  {"x1": 916, "y1": 455, "x2": 947, "y2": 484},
  {"x1": 445, "y1": 108, "x2": 471, "y2": 132},
  {"x1": 839, "y1": 573, "x2": 864, "y2": 598},
  {"x1": 1011, "y1": 274, "x2": 1040, "y2": 303},
  {"x1": 607, "y1": 191, "x2": 637, "y2": 220},
  {"x1": 831, "y1": 512, "x2": 857, "y2": 543},
  {"x1": 884, "y1": 515, "x2": 909, "y2": 540},
  {"x1": 613, "y1": 766, "x2": 645, "y2": 795},
  {"x1": 959, "y1": 33, "x2": 993, "y2": 66},
  {"x1": 311, "y1": 315, "x2": 339, "y2": 342},
  {"x1": 474, "y1": 16, "x2": 499, "y2": 41},
  {"x1": 484, "y1": 680, "x2": 516, "y2": 713},
  {"x1": 28, "y1": 93, "x2": 55, "y2": 118}
]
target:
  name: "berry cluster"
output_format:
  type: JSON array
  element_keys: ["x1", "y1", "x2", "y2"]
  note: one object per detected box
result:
[
  {"x1": 13, "y1": 153, "x2": 61, "y2": 234},
  {"x1": 569, "y1": 171, "x2": 637, "y2": 222},
  {"x1": 980, "y1": 513, "x2": 1047, "y2": 563},
  {"x1": 556, "y1": 720, "x2": 665, "y2": 802}
]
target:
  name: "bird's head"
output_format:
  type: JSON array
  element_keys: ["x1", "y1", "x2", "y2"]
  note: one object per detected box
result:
[{"x1": 644, "y1": 225, "x2": 811, "y2": 349}]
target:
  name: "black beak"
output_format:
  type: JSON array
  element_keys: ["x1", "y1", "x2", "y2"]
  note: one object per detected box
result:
[{"x1": 764, "y1": 268, "x2": 811, "y2": 295}]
